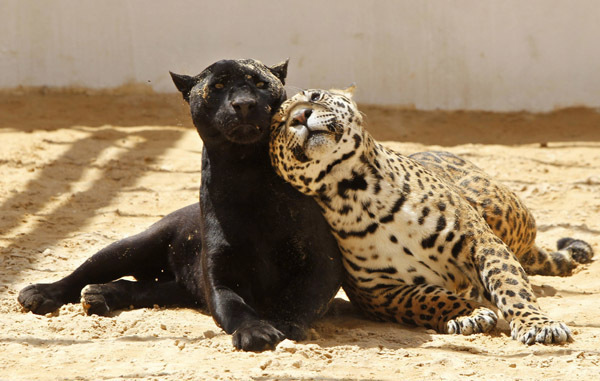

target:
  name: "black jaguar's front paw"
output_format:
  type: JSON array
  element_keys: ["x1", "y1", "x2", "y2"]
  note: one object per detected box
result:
[
  {"x1": 272, "y1": 321, "x2": 308, "y2": 342},
  {"x1": 18, "y1": 283, "x2": 73, "y2": 315},
  {"x1": 232, "y1": 320, "x2": 285, "y2": 352}
]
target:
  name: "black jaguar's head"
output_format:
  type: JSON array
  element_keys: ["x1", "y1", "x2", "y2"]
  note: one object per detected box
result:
[{"x1": 170, "y1": 59, "x2": 288, "y2": 146}]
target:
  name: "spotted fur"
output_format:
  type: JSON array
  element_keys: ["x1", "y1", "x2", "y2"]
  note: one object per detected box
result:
[{"x1": 269, "y1": 88, "x2": 594, "y2": 345}]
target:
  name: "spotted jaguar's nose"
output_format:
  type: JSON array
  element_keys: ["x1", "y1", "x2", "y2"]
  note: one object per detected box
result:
[{"x1": 290, "y1": 108, "x2": 313, "y2": 127}]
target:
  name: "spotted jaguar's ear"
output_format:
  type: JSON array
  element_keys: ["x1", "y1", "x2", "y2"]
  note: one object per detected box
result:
[
  {"x1": 269, "y1": 59, "x2": 289, "y2": 85},
  {"x1": 331, "y1": 84, "x2": 356, "y2": 99},
  {"x1": 342, "y1": 84, "x2": 356, "y2": 98},
  {"x1": 170, "y1": 72, "x2": 196, "y2": 103}
]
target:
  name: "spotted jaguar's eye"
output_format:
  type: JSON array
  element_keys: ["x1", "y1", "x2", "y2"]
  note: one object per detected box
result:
[
  {"x1": 214, "y1": 83, "x2": 224, "y2": 89},
  {"x1": 310, "y1": 92, "x2": 321, "y2": 102},
  {"x1": 256, "y1": 81, "x2": 265, "y2": 88}
]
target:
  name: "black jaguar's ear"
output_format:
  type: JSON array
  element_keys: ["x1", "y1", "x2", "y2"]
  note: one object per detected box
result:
[
  {"x1": 170, "y1": 72, "x2": 196, "y2": 103},
  {"x1": 268, "y1": 59, "x2": 289, "y2": 85}
]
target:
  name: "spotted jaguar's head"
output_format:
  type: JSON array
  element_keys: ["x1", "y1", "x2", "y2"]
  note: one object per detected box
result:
[{"x1": 270, "y1": 87, "x2": 365, "y2": 195}]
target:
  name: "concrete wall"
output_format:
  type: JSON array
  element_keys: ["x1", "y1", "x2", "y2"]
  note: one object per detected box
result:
[{"x1": 1, "y1": 0, "x2": 599, "y2": 111}]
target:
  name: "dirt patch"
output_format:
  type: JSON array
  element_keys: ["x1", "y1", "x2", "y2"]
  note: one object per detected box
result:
[{"x1": 1, "y1": 91, "x2": 598, "y2": 380}]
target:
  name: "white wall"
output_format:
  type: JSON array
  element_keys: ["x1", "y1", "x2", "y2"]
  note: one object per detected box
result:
[{"x1": 1, "y1": 0, "x2": 599, "y2": 111}]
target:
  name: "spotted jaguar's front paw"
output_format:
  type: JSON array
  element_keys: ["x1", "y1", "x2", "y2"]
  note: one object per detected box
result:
[
  {"x1": 510, "y1": 318, "x2": 573, "y2": 345},
  {"x1": 446, "y1": 307, "x2": 498, "y2": 335}
]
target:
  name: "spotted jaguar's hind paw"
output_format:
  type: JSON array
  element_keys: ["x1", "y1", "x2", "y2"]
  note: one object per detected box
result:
[
  {"x1": 557, "y1": 237, "x2": 594, "y2": 264},
  {"x1": 446, "y1": 307, "x2": 498, "y2": 335}
]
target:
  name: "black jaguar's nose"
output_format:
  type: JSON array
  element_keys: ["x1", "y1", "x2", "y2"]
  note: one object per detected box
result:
[
  {"x1": 231, "y1": 97, "x2": 257, "y2": 118},
  {"x1": 290, "y1": 108, "x2": 313, "y2": 127}
]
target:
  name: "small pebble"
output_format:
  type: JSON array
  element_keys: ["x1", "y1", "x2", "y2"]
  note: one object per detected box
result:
[
  {"x1": 259, "y1": 359, "x2": 272, "y2": 370},
  {"x1": 277, "y1": 339, "x2": 297, "y2": 354}
]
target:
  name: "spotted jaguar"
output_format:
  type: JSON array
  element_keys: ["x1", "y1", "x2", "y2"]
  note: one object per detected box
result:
[{"x1": 269, "y1": 87, "x2": 594, "y2": 344}]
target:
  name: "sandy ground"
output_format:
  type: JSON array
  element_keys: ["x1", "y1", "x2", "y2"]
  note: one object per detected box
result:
[{"x1": 0, "y1": 90, "x2": 599, "y2": 380}]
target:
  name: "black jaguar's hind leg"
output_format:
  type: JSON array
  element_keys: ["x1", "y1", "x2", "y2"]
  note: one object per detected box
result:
[
  {"x1": 18, "y1": 282, "x2": 80, "y2": 315},
  {"x1": 518, "y1": 238, "x2": 594, "y2": 276},
  {"x1": 81, "y1": 279, "x2": 199, "y2": 316},
  {"x1": 19, "y1": 204, "x2": 200, "y2": 315},
  {"x1": 19, "y1": 231, "x2": 171, "y2": 315}
]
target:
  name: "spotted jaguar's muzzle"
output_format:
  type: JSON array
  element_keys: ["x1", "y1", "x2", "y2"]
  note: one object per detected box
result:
[{"x1": 284, "y1": 104, "x2": 343, "y2": 162}]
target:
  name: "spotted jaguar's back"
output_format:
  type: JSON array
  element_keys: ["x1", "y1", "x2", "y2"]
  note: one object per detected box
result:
[{"x1": 269, "y1": 87, "x2": 593, "y2": 345}]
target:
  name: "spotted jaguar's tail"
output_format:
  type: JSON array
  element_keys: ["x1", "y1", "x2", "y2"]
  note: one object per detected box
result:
[{"x1": 516, "y1": 237, "x2": 594, "y2": 276}]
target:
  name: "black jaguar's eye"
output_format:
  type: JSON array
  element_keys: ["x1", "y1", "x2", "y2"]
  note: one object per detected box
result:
[
  {"x1": 256, "y1": 81, "x2": 266, "y2": 88},
  {"x1": 214, "y1": 83, "x2": 224, "y2": 89},
  {"x1": 310, "y1": 92, "x2": 321, "y2": 102}
]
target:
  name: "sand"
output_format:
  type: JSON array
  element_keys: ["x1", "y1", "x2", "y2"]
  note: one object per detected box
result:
[{"x1": 0, "y1": 90, "x2": 599, "y2": 380}]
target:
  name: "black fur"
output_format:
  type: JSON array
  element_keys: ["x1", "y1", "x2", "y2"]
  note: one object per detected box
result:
[{"x1": 18, "y1": 59, "x2": 343, "y2": 352}]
